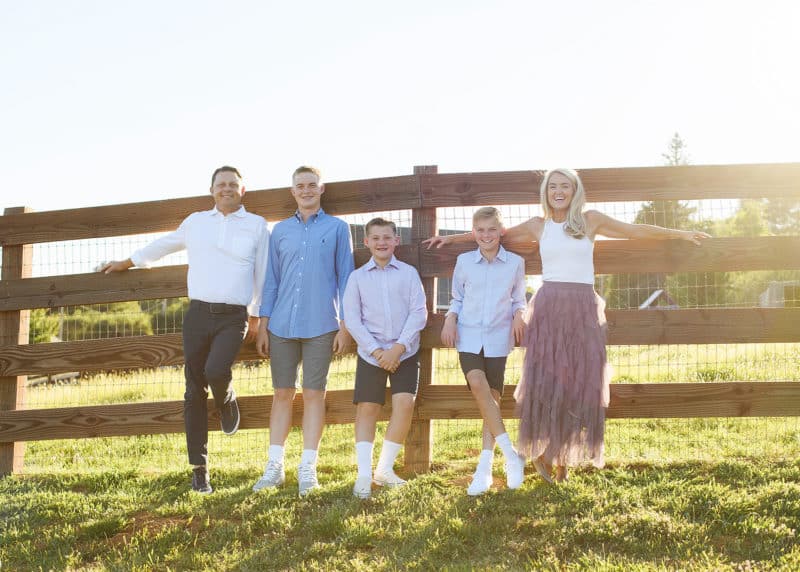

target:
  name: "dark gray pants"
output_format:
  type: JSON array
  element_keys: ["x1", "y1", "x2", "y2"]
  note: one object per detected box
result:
[{"x1": 182, "y1": 300, "x2": 247, "y2": 466}]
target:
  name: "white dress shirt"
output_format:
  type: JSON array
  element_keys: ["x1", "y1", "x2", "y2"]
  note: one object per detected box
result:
[
  {"x1": 130, "y1": 206, "x2": 269, "y2": 316},
  {"x1": 447, "y1": 246, "x2": 526, "y2": 357},
  {"x1": 343, "y1": 255, "x2": 428, "y2": 367}
]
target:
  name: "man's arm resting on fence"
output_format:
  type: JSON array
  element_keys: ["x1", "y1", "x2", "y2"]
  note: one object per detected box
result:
[{"x1": 99, "y1": 259, "x2": 134, "y2": 273}]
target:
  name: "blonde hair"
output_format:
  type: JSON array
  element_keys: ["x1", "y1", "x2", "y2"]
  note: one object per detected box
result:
[
  {"x1": 472, "y1": 206, "x2": 504, "y2": 227},
  {"x1": 539, "y1": 168, "x2": 587, "y2": 239}
]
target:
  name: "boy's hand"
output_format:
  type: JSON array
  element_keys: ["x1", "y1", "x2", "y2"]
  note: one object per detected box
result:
[
  {"x1": 441, "y1": 314, "x2": 458, "y2": 347},
  {"x1": 422, "y1": 235, "x2": 449, "y2": 250},
  {"x1": 244, "y1": 316, "x2": 259, "y2": 343},
  {"x1": 378, "y1": 343, "x2": 405, "y2": 373},
  {"x1": 512, "y1": 311, "x2": 526, "y2": 345},
  {"x1": 332, "y1": 327, "x2": 352, "y2": 355},
  {"x1": 256, "y1": 324, "x2": 269, "y2": 357}
]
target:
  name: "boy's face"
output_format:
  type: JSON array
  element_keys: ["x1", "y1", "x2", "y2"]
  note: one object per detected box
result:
[
  {"x1": 291, "y1": 171, "x2": 324, "y2": 211},
  {"x1": 472, "y1": 216, "x2": 504, "y2": 254},
  {"x1": 364, "y1": 224, "x2": 399, "y2": 263}
]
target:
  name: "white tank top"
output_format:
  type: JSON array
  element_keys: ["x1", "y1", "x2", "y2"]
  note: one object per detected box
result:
[{"x1": 539, "y1": 219, "x2": 595, "y2": 284}]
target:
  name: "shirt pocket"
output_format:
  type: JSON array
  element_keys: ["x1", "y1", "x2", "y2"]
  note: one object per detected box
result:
[{"x1": 229, "y1": 233, "x2": 257, "y2": 262}]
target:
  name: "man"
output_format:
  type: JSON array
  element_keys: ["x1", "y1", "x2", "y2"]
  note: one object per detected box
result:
[
  {"x1": 252, "y1": 165, "x2": 354, "y2": 497},
  {"x1": 100, "y1": 166, "x2": 269, "y2": 493}
]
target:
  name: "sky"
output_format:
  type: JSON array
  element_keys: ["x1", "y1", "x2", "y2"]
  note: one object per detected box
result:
[{"x1": 2, "y1": 0, "x2": 798, "y2": 213}]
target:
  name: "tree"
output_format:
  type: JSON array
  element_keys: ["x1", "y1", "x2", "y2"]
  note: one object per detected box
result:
[{"x1": 603, "y1": 133, "x2": 722, "y2": 309}]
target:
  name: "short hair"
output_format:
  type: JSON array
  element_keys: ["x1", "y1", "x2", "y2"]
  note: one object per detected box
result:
[
  {"x1": 293, "y1": 165, "x2": 322, "y2": 182},
  {"x1": 365, "y1": 217, "x2": 397, "y2": 235},
  {"x1": 211, "y1": 165, "x2": 242, "y2": 186},
  {"x1": 472, "y1": 206, "x2": 504, "y2": 227}
]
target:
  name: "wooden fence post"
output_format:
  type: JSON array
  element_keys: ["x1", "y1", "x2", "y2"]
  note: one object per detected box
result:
[
  {"x1": 404, "y1": 166, "x2": 438, "y2": 473},
  {"x1": 1, "y1": 206, "x2": 33, "y2": 476}
]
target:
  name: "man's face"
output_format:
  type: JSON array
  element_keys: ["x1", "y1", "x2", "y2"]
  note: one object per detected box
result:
[
  {"x1": 364, "y1": 224, "x2": 399, "y2": 264},
  {"x1": 210, "y1": 171, "x2": 245, "y2": 213},
  {"x1": 291, "y1": 172, "x2": 324, "y2": 211}
]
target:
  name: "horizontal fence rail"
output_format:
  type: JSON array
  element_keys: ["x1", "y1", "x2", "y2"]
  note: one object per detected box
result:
[
  {"x1": 2, "y1": 382, "x2": 799, "y2": 443},
  {"x1": 1, "y1": 162, "x2": 799, "y2": 475},
  {"x1": 3, "y1": 237, "x2": 800, "y2": 311},
  {"x1": 1, "y1": 308, "x2": 799, "y2": 377}
]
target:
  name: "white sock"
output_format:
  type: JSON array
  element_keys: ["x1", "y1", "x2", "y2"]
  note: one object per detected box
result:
[
  {"x1": 300, "y1": 449, "x2": 318, "y2": 466},
  {"x1": 268, "y1": 445, "x2": 284, "y2": 465},
  {"x1": 495, "y1": 432, "x2": 517, "y2": 460},
  {"x1": 476, "y1": 449, "x2": 494, "y2": 475},
  {"x1": 376, "y1": 440, "x2": 402, "y2": 474},
  {"x1": 355, "y1": 441, "x2": 374, "y2": 478}
]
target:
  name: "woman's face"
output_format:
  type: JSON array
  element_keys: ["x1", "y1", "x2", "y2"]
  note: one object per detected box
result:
[{"x1": 546, "y1": 172, "x2": 575, "y2": 213}]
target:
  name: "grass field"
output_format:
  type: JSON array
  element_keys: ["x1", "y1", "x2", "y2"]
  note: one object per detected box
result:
[{"x1": 2, "y1": 344, "x2": 799, "y2": 570}]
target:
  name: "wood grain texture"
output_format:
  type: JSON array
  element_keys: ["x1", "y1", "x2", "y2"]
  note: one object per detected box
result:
[
  {"x1": 2, "y1": 383, "x2": 798, "y2": 443},
  {"x1": 2, "y1": 236, "x2": 797, "y2": 312},
  {"x1": 415, "y1": 382, "x2": 800, "y2": 420},
  {"x1": 0, "y1": 175, "x2": 419, "y2": 246},
  {"x1": 405, "y1": 166, "x2": 437, "y2": 473},
  {"x1": 418, "y1": 236, "x2": 800, "y2": 277},
  {"x1": 1, "y1": 207, "x2": 33, "y2": 474},
  {"x1": 0, "y1": 266, "x2": 189, "y2": 311},
  {"x1": 420, "y1": 163, "x2": 800, "y2": 207},
  {"x1": 2, "y1": 308, "x2": 799, "y2": 377}
]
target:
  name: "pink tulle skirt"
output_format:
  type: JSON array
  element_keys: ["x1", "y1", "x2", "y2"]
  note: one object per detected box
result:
[{"x1": 514, "y1": 281, "x2": 610, "y2": 468}]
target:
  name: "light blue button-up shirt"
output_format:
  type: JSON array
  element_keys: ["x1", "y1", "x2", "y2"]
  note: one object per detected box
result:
[
  {"x1": 260, "y1": 209, "x2": 354, "y2": 339},
  {"x1": 448, "y1": 246, "x2": 526, "y2": 357},
  {"x1": 343, "y1": 255, "x2": 428, "y2": 367}
]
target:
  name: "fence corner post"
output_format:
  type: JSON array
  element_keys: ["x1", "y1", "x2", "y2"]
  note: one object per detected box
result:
[
  {"x1": 404, "y1": 166, "x2": 438, "y2": 474},
  {"x1": 1, "y1": 206, "x2": 34, "y2": 476}
]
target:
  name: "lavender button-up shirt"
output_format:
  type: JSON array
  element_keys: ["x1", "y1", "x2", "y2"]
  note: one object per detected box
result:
[
  {"x1": 343, "y1": 255, "x2": 428, "y2": 367},
  {"x1": 448, "y1": 246, "x2": 526, "y2": 357}
]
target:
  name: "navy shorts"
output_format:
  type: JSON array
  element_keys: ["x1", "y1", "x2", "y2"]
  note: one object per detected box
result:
[
  {"x1": 459, "y1": 350, "x2": 507, "y2": 395},
  {"x1": 353, "y1": 352, "x2": 420, "y2": 405}
]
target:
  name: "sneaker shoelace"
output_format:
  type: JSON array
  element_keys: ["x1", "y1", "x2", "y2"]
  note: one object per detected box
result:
[{"x1": 298, "y1": 463, "x2": 317, "y2": 483}]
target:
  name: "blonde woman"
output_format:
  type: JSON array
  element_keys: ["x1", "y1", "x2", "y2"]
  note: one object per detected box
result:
[{"x1": 425, "y1": 168, "x2": 709, "y2": 483}]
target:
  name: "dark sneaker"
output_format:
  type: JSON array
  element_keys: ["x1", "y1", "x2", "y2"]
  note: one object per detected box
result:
[
  {"x1": 220, "y1": 395, "x2": 240, "y2": 435},
  {"x1": 192, "y1": 466, "x2": 213, "y2": 494}
]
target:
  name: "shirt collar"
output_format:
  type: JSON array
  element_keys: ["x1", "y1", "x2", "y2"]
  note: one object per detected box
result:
[
  {"x1": 210, "y1": 205, "x2": 247, "y2": 218},
  {"x1": 471, "y1": 245, "x2": 508, "y2": 264},
  {"x1": 366, "y1": 255, "x2": 399, "y2": 271},
  {"x1": 293, "y1": 207, "x2": 326, "y2": 223}
]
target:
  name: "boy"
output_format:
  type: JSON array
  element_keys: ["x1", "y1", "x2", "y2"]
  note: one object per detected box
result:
[
  {"x1": 440, "y1": 207, "x2": 527, "y2": 495},
  {"x1": 253, "y1": 166, "x2": 354, "y2": 497},
  {"x1": 343, "y1": 217, "x2": 427, "y2": 499}
]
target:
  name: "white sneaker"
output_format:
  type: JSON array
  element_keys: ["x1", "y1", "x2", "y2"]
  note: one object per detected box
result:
[
  {"x1": 297, "y1": 462, "x2": 320, "y2": 497},
  {"x1": 353, "y1": 475, "x2": 373, "y2": 499},
  {"x1": 373, "y1": 469, "x2": 407, "y2": 488},
  {"x1": 467, "y1": 471, "x2": 493, "y2": 496},
  {"x1": 252, "y1": 460, "x2": 285, "y2": 491},
  {"x1": 505, "y1": 453, "x2": 525, "y2": 490}
]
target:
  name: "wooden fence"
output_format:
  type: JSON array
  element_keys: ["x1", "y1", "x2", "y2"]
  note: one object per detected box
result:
[{"x1": 2, "y1": 163, "x2": 800, "y2": 476}]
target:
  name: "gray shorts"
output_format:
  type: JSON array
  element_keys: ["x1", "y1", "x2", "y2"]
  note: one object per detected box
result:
[{"x1": 269, "y1": 330, "x2": 337, "y2": 390}]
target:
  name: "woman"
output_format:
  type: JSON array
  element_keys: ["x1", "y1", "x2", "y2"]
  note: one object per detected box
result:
[{"x1": 424, "y1": 168, "x2": 709, "y2": 483}]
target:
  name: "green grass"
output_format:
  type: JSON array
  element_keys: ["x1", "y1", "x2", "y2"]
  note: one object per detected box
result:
[
  {"x1": 2, "y1": 457, "x2": 799, "y2": 570},
  {"x1": 4, "y1": 344, "x2": 799, "y2": 569}
]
